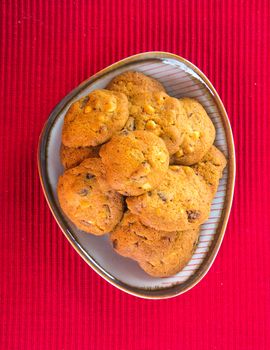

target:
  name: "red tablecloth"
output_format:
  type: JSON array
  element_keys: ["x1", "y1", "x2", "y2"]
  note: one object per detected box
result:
[{"x1": 1, "y1": 1, "x2": 270, "y2": 349}]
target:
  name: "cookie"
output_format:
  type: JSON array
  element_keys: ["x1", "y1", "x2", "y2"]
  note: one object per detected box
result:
[
  {"x1": 127, "y1": 165, "x2": 212, "y2": 231},
  {"x1": 107, "y1": 71, "x2": 165, "y2": 99},
  {"x1": 192, "y1": 145, "x2": 227, "y2": 196},
  {"x1": 124, "y1": 91, "x2": 188, "y2": 154},
  {"x1": 171, "y1": 98, "x2": 216, "y2": 165},
  {"x1": 60, "y1": 143, "x2": 100, "y2": 169},
  {"x1": 57, "y1": 158, "x2": 124, "y2": 235},
  {"x1": 110, "y1": 211, "x2": 199, "y2": 277},
  {"x1": 62, "y1": 89, "x2": 129, "y2": 148},
  {"x1": 99, "y1": 130, "x2": 169, "y2": 196}
]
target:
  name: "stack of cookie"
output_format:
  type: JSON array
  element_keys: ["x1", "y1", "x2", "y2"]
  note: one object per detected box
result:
[{"x1": 58, "y1": 71, "x2": 227, "y2": 277}]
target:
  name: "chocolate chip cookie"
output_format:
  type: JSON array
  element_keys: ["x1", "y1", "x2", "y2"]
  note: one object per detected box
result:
[
  {"x1": 107, "y1": 71, "x2": 165, "y2": 99},
  {"x1": 60, "y1": 143, "x2": 100, "y2": 169},
  {"x1": 99, "y1": 130, "x2": 169, "y2": 196},
  {"x1": 124, "y1": 91, "x2": 188, "y2": 154},
  {"x1": 127, "y1": 165, "x2": 212, "y2": 231},
  {"x1": 110, "y1": 211, "x2": 199, "y2": 277},
  {"x1": 62, "y1": 89, "x2": 129, "y2": 148},
  {"x1": 171, "y1": 97, "x2": 216, "y2": 165},
  {"x1": 57, "y1": 158, "x2": 124, "y2": 235},
  {"x1": 192, "y1": 145, "x2": 227, "y2": 196}
]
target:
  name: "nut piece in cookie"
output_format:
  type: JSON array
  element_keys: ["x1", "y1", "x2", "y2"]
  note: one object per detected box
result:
[
  {"x1": 125, "y1": 91, "x2": 188, "y2": 155},
  {"x1": 107, "y1": 71, "x2": 165, "y2": 99},
  {"x1": 127, "y1": 165, "x2": 212, "y2": 231},
  {"x1": 57, "y1": 158, "x2": 124, "y2": 235},
  {"x1": 171, "y1": 98, "x2": 216, "y2": 165},
  {"x1": 62, "y1": 89, "x2": 129, "y2": 148},
  {"x1": 99, "y1": 130, "x2": 169, "y2": 196},
  {"x1": 60, "y1": 143, "x2": 100, "y2": 169},
  {"x1": 192, "y1": 145, "x2": 227, "y2": 196},
  {"x1": 110, "y1": 211, "x2": 200, "y2": 277}
]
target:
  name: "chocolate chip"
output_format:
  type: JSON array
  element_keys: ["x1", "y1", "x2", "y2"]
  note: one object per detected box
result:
[
  {"x1": 103, "y1": 204, "x2": 111, "y2": 218},
  {"x1": 161, "y1": 236, "x2": 170, "y2": 241},
  {"x1": 120, "y1": 129, "x2": 129, "y2": 136},
  {"x1": 186, "y1": 210, "x2": 201, "y2": 222},
  {"x1": 141, "y1": 160, "x2": 150, "y2": 169},
  {"x1": 112, "y1": 239, "x2": 118, "y2": 249},
  {"x1": 99, "y1": 125, "x2": 107, "y2": 134},
  {"x1": 125, "y1": 117, "x2": 135, "y2": 131},
  {"x1": 157, "y1": 192, "x2": 167, "y2": 202},
  {"x1": 86, "y1": 173, "x2": 93, "y2": 179},
  {"x1": 80, "y1": 96, "x2": 90, "y2": 109},
  {"x1": 77, "y1": 188, "x2": 89, "y2": 196},
  {"x1": 132, "y1": 175, "x2": 147, "y2": 180},
  {"x1": 147, "y1": 191, "x2": 152, "y2": 197}
]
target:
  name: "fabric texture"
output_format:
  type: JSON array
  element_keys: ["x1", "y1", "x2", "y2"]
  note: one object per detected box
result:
[{"x1": 1, "y1": 0, "x2": 270, "y2": 349}]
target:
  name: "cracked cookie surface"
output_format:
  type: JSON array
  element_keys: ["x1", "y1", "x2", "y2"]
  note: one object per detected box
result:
[
  {"x1": 107, "y1": 71, "x2": 165, "y2": 99},
  {"x1": 62, "y1": 89, "x2": 129, "y2": 147},
  {"x1": 100, "y1": 130, "x2": 169, "y2": 196},
  {"x1": 192, "y1": 145, "x2": 227, "y2": 196},
  {"x1": 171, "y1": 98, "x2": 215, "y2": 165},
  {"x1": 57, "y1": 158, "x2": 124, "y2": 235},
  {"x1": 127, "y1": 165, "x2": 212, "y2": 231},
  {"x1": 60, "y1": 143, "x2": 100, "y2": 169},
  {"x1": 124, "y1": 91, "x2": 188, "y2": 155},
  {"x1": 110, "y1": 211, "x2": 200, "y2": 277}
]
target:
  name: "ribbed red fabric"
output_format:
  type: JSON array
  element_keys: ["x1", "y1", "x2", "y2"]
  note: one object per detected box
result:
[{"x1": 1, "y1": 0, "x2": 270, "y2": 349}]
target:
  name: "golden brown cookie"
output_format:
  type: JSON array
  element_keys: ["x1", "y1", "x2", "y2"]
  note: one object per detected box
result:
[
  {"x1": 192, "y1": 145, "x2": 227, "y2": 196},
  {"x1": 57, "y1": 158, "x2": 124, "y2": 235},
  {"x1": 60, "y1": 143, "x2": 100, "y2": 169},
  {"x1": 127, "y1": 165, "x2": 212, "y2": 231},
  {"x1": 124, "y1": 91, "x2": 188, "y2": 154},
  {"x1": 107, "y1": 71, "x2": 165, "y2": 99},
  {"x1": 171, "y1": 98, "x2": 216, "y2": 165},
  {"x1": 110, "y1": 211, "x2": 200, "y2": 277},
  {"x1": 99, "y1": 130, "x2": 169, "y2": 196},
  {"x1": 62, "y1": 89, "x2": 129, "y2": 147}
]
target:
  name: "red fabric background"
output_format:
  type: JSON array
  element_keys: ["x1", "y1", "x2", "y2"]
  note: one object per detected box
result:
[{"x1": 1, "y1": 1, "x2": 270, "y2": 349}]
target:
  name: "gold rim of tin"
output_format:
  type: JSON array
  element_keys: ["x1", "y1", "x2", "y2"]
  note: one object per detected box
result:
[{"x1": 37, "y1": 51, "x2": 236, "y2": 299}]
